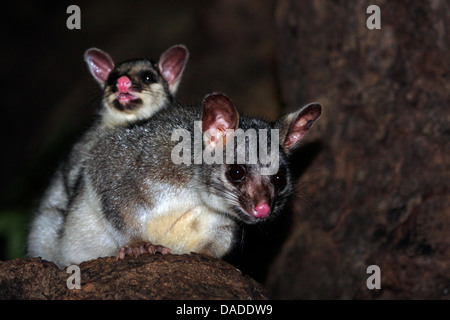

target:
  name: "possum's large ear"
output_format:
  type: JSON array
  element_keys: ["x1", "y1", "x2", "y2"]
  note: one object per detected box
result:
[
  {"x1": 274, "y1": 103, "x2": 322, "y2": 154},
  {"x1": 201, "y1": 92, "x2": 239, "y2": 148},
  {"x1": 158, "y1": 45, "x2": 189, "y2": 94},
  {"x1": 84, "y1": 48, "x2": 115, "y2": 87}
]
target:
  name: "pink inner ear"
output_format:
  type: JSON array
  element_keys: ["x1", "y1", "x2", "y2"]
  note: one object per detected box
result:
[
  {"x1": 85, "y1": 49, "x2": 114, "y2": 84},
  {"x1": 201, "y1": 93, "x2": 238, "y2": 133},
  {"x1": 201, "y1": 93, "x2": 238, "y2": 148},
  {"x1": 285, "y1": 104, "x2": 321, "y2": 149},
  {"x1": 285, "y1": 131, "x2": 305, "y2": 149},
  {"x1": 159, "y1": 46, "x2": 188, "y2": 85}
]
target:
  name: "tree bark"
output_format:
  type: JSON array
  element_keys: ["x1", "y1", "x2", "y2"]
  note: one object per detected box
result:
[
  {"x1": 267, "y1": 0, "x2": 449, "y2": 299},
  {"x1": 0, "y1": 254, "x2": 268, "y2": 300}
]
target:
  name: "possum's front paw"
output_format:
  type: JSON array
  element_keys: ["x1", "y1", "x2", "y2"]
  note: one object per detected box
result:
[{"x1": 116, "y1": 241, "x2": 172, "y2": 260}]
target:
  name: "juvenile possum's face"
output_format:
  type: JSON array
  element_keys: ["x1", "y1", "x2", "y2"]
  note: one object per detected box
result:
[
  {"x1": 84, "y1": 45, "x2": 189, "y2": 127},
  {"x1": 103, "y1": 59, "x2": 169, "y2": 117}
]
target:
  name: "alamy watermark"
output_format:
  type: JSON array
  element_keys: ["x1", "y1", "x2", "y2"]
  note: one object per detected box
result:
[
  {"x1": 66, "y1": 265, "x2": 81, "y2": 289},
  {"x1": 366, "y1": 5, "x2": 381, "y2": 30},
  {"x1": 66, "y1": 5, "x2": 81, "y2": 29},
  {"x1": 366, "y1": 265, "x2": 381, "y2": 290},
  {"x1": 65, "y1": 263, "x2": 382, "y2": 290},
  {"x1": 170, "y1": 122, "x2": 280, "y2": 175},
  {"x1": 67, "y1": 4, "x2": 381, "y2": 31}
]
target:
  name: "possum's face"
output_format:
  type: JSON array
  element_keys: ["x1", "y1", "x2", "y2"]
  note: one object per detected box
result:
[
  {"x1": 197, "y1": 93, "x2": 321, "y2": 225},
  {"x1": 224, "y1": 163, "x2": 291, "y2": 223},
  {"x1": 231, "y1": 164, "x2": 291, "y2": 223},
  {"x1": 201, "y1": 153, "x2": 293, "y2": 225},
  {"x1": 84, "y1": 45, "x2": 188, "y2": 127},
  {"x1": 103, "y1": 59, "x2": 169, "y2": 116}
]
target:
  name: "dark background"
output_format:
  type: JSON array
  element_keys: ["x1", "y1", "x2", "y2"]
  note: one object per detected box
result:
[{"x1": 1, "y1": 1, "x2": 449, "y2": 299}]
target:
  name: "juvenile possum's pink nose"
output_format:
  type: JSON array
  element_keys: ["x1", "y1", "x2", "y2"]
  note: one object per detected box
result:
[
  {"x1": 117, "y1": 76, "x2": 131, "y2": 93},
  {"x1": 253, "y1": 203, "x2": 270, "y2": 219}
]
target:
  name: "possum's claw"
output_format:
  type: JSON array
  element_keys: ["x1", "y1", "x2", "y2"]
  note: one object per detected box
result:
[{"x1": 116, "y1": 241, "x2": 172, "y2": 260}]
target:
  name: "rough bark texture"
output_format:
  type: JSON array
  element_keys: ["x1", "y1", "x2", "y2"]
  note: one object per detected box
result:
[
  {"x1": 0, "y1": 253, "x2": 268, "y2": 300},
  {"x1": 266, "y1": 0, "x2": 449, "y2": 299}
]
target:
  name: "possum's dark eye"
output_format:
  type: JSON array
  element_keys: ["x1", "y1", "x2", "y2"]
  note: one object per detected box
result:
[
  {"x1": 106, "y1": 71, "x2": 120, "y2": 88},
  {"x1": 272, "y1": 171, "x2": 287, "y2": 190},
  {"x1": 228, "y1": 165, "x2": 246, "y2": 183},
  {"x1": 141, "y1": 71, "x2": 157, "y2": 84}
]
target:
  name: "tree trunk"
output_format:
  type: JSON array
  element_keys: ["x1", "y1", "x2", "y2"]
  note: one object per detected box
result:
[{"x1": 267, "y1": 0, "x2": 449, "y2": 299}]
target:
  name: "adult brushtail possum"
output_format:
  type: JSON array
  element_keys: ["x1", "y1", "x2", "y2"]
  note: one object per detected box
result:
[{"x1": 27, "y1": 92, "x2": 321, "y2": 268}]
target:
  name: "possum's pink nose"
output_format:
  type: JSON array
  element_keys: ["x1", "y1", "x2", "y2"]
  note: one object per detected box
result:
[
  {"x1": 253, "y1": 203, "x2": 270, "y2": 219},
  {"x1": 117, "y1": 76, "x2": 131, "y2": 93}
]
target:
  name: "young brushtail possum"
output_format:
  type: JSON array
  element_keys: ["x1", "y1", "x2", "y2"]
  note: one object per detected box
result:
[
  {"x1": 27, "y1": 93, "x2": 321, "y2": 268},
  {"x1": 84, "y1": 44, "x2": 189, "y2": 128},
  {"x1": 66, "y1": 44, "x2": 188, "y2": 186}
]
